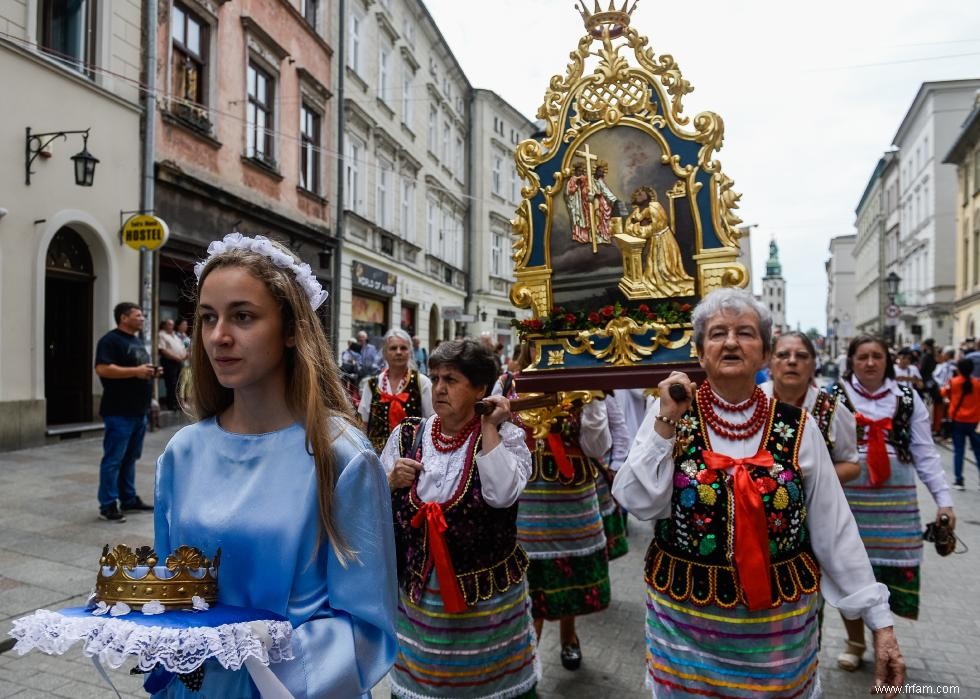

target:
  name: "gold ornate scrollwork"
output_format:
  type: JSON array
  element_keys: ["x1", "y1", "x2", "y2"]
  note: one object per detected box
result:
[
  {"x1": 547, "y1": 350, "x2": 566, "y2": 366},
  {"x1": 562, "y1": 317, "x2": 692, "y2": 367},
  {"x1": 693, "y1": 111, "x2": 725, "y2": 172},
  {"x1": 713, "y1": 172, "x2": 744, "y2": 247},
  {"x1": 517, "y1": 390, "x2": 600, "y2": 440},
  {"x1": 699, "y1": 260, "x2": 748, "y2": 295},
  {"x1": 511, "y1": 269, "x2": 553, "y2": 315}
]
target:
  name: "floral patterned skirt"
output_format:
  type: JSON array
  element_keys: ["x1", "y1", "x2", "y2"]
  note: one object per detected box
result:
[
  {"x1": 525, "y1": 549, "x2": 611, "y2": 620},
  {"x1": 872, "y1": 563, "x2": 920, "y2": 620},
  {"x1": 595, "y1": 470, "x2": 629, "y2": 560}
]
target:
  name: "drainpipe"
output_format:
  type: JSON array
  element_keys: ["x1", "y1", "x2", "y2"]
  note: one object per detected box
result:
[
  {"x1": 332, "y1": 0, "x2": 347, "y2": 351},
  {"x1": 464, "y1": 87, "x2": 475, "y2": 335},
  {"x1": 141, "y1": 0, "x2": 159, "y2": 369}
]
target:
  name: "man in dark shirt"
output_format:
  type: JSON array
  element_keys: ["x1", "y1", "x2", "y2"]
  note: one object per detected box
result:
[{"x1": 94, "y1": 302, "x2": 159, "y2": 521}]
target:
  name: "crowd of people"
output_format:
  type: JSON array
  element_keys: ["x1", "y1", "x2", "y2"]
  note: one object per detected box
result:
[{"x1": 119, "y1": 231, "x2": 971, "y2": 697}]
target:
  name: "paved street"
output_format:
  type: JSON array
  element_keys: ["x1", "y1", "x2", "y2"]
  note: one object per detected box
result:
[{"x1": 2, "y1": 427, "x2": 980, "y2": 697}]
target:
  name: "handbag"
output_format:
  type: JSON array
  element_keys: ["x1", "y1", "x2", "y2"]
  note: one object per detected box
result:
[{"x1": 923, "y1": 515, "x2": 967, "y2": 556}]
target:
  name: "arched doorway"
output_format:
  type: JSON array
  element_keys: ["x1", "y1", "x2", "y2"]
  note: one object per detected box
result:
[
  {"x1": 45, "y1": 227, "x2": 94, "y2": 425},
  {"x1": 429, "y1": 304, "x2": 440, "y2": 351}
]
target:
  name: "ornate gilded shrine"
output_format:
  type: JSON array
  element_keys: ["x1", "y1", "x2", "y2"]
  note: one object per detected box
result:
[{"x1": 510, "y1": 1, "x2": 747, "y2": 391}]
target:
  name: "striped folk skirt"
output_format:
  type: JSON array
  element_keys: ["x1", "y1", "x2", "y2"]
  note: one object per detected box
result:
[
  {"x1": 391, "y1": 574, "x2": 540, "y2": 699},
  {"x1": 843, "y1": 457, "x2": 923, "y2": 619},
  {"x1": 518, "y1": 476, "x2": 610, "y2": 619},
  {"x1": 644, "y1": 584, "x2": 820, "y2": 699}
]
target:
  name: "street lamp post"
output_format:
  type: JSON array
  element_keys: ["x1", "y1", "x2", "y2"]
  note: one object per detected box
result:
[{"x1": 832, "y1": 317, "x2": 840, "y2": 358}]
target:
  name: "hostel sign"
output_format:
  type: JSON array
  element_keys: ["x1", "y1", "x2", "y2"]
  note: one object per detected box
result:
[
  {"x1": 121, "y1": 214, "x2": 169, "y2": 251},
  {"x1": 352, "y1": 261, "x2": 396, "y2": 296}
]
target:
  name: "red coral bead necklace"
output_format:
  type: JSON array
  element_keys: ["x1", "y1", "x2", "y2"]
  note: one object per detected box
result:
[
  {"x1": 431, "y1": 415, "x2": 481, "y2": 453},
  {"x1": 698, "y1": 381, "x2": 769, "y2": 440}
]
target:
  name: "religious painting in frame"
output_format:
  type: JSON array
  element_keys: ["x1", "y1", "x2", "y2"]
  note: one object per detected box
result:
[{"x1": 510, "y1": 1, "x2": 748, "y2": 391}]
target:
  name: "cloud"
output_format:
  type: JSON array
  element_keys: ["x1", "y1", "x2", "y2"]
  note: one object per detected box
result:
[{"x1": 423, "y1": 0, "x2": 980, "y2": 332}]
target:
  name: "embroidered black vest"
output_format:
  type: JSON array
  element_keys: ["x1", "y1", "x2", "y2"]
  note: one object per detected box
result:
[
  {"x1": 391, "y1": 417, "x2": 528, "y2": 607},
  {"x1": 809, "y1": 390, "x2": 838, "y2": 455},
  {"x1": 644, "y1": 397, "x2": 820, "y2": 609},
  {"x1": 531, "y1": 409, "x2": 601, "y2": 485},
  {"x1": 367, "y1": 370, "x2": 424, "y2": 453},
  {"x1": 830, "y1": 382, "x2": 913, "y2": 463}
]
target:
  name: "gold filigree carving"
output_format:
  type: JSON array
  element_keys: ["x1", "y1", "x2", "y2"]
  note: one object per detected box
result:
[
  {"x1": 511, "y1": 269, "x2": 553, "y2": 315},
  {"x1": 547, "y1": 350, "x2": 566, "y2": 366},
  {"x1": 517, "y1": 389, "x2": 601, "y2": 439},
  {"x1": 509, "y1": 3, "x2": 745, "y2": 369},
  {"x1": 562, "y1": 317, "x2": 692, "y2": 367}
]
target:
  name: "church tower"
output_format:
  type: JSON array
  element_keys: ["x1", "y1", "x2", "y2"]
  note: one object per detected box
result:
[{"x1": 762, "y1": 239, "x2": 787, "y2": 334}]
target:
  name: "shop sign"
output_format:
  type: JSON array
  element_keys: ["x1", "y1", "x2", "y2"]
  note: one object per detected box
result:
[
  {"x1": 121, "y1": 214, "x2": 169, "y2": 251},
  {"x1": 352, "y1": 261, "x2": 396, "y2": 296},
  {"x1": 443, "y1": 306, "x2": 463, "y2": 320}
]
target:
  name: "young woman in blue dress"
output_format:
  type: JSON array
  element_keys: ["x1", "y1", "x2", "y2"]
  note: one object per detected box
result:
[{"x1": 148, "y1": 233, "x2": 397, "y2": 698}]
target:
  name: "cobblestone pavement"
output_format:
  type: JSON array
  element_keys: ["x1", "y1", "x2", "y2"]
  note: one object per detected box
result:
[{"x1": 2, "y1": 426, "x2": 979, "y2": 697}]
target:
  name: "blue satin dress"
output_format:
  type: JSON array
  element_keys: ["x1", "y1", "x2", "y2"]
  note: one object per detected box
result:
[{"x1": 148, "y1": 416, "x2": 397, "y2": 698}]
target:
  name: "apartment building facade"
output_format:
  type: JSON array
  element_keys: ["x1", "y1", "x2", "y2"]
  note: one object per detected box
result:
[
  {"x1": 0, "y1": 0, "x2": 144, "y2": 449},
  {"x1": 469, "y1": 89, "x2": 535, "y2": 352},
  {"x1": 945, "y1": 95, "x2": 980, "y2": 341},
  {"x1": 153, "y1": 0, "x2": 338, "y2": 334},
  {"x1": 890, "y1": 79, "x2": 980, "y2": 346}
]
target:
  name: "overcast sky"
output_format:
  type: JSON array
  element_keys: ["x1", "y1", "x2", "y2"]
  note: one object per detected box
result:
[{"x1": 423, "y1": 0, "x2": 980, "y2": 332}]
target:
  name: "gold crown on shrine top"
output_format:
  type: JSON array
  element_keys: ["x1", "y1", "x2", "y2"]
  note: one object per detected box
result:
[
  {"x1": 95, "y1": 544, "x2": 220, "y2": 609},
  {"x1": 576, "y1": 0, "x2": 638, "y2": 38}
]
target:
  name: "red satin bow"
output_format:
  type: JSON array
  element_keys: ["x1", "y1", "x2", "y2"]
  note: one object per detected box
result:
[
  {"x1": 855, "y1": 413, "x2": 892, "y2": 487},
  {"x1": 546, "y1": 433, "x2": 575, "y2": 480},
  {"x1": 381, "y1": 391, "x2": 410, "y2": 431},
  {"x1": 411, "y1": 502, "x2": 467, "y2": 613},
  {"x1": 702, "y1": 447, "x2": 776, "y2": 611}
]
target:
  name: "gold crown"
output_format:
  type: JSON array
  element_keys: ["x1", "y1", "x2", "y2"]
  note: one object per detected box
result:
[
  {"x1": 95, "y1": 544, "x2": 220, "y2": 609},
  {"x1": 576, "y1": 0, "x2": 638, "y2": 38}
]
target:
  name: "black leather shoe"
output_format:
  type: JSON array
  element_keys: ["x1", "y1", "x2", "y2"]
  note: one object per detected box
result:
[
  {"x1": 121, "y1": 496, "x2": 154, "y2": 512},
  {"x1": 560, "y1": 642, "x2": 582, "y2": 671}
]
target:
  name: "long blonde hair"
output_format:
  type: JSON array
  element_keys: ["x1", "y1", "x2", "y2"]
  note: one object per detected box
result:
[{"x1": 189, "y1": 241, "x2": 356, "y2": 562}]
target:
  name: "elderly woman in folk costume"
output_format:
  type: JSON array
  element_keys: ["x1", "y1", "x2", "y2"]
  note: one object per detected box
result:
[
  {"x1": 613, "y1": 287, "x2": 905, "y2": 698},
  {"x1": 381, "y1": 338, "x2": 539, "y2": 699},
  {"x1": 518, "y1": 393, "x2": 612, "y2": 671},
  {"x1": 762, "y1": 331, "x2": 860, "y2": 485},
  {"x1": 359, "y1": 328, "x2": 434, "y2": 453},
  {"x1": 828, "y1": 335, "x2": 954, "y2": 672}
]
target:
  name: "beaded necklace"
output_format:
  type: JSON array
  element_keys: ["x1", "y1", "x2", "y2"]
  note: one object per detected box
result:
[
  {"x1": 380, "y1": 368, "x2": 409, "y2": 394},
  {"x1": 431, "y1": 415, "x2": 481, "y2": 453},
  {"x1": 698, "y1": 381, "x2": 769, "y2": 440}
]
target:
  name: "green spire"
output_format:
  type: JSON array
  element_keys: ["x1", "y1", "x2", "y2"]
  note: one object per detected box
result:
[{"x1": 766, "y1": 239, "x2": 782, "y2": 277}]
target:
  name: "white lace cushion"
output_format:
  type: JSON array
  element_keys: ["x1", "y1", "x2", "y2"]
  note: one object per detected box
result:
[{"x1": 9, "y1": 609, "x2": 293, "y2": 674}]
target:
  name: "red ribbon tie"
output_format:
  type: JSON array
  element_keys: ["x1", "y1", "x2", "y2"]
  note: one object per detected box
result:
[
  {"x1": 411, "y1": 502, "x2": 467, "y2": 613},
  {"x1": 702, "y1": 447, "x2": 776, "y2": 611},
  {"x1": 545, "y1": 433, "x2": 575, "y2": 480},
  {"x1": 381, "y1": 391, "x2": 410, "y2": 431},
  {"x1": 855, "y1": 413, "x2": 892, "y2": 487}
]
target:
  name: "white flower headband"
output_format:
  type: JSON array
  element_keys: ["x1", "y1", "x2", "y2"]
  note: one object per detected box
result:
[{"x1": 193, "y1": 233, "x2": 329, "y2": 310}]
